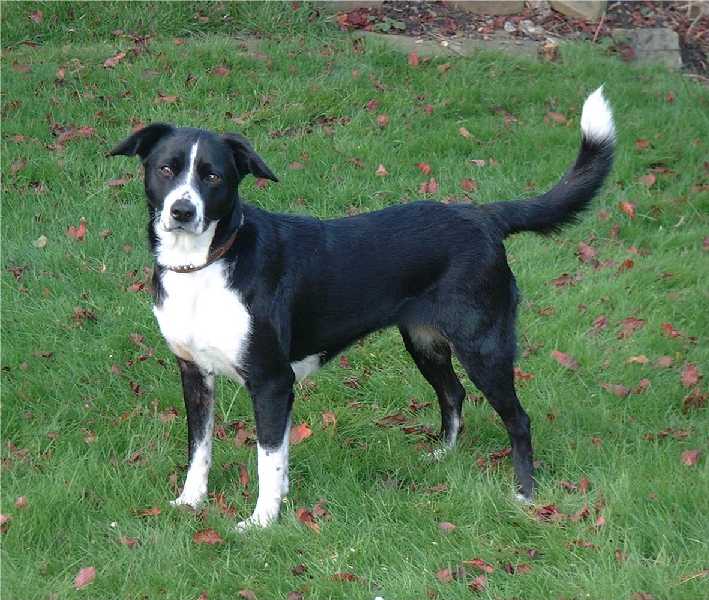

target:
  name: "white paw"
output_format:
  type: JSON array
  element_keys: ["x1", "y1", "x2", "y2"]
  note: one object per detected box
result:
[
  {"x1": 235, "y1": 504, "x2": 280, "y2": 531},
  {"x1": 170, "y1": 490, "x2": 206, "y2": 510},
  {"x1": 514, "y1": 492, "x2": 533, "y2": 505}
]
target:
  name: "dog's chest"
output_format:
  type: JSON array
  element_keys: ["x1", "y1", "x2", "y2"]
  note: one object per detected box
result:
[{"x1": 153, "y1": 264, "x2": 250, "y2": 381}]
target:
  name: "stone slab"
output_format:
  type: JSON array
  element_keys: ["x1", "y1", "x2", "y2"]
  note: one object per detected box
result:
[
  {"x1": 448, "y1": 1, "x2": 524, "y2": 15},
  {"x1": 356, "y1": 30, "x2": 539, "y2": 60},
  {"x1": 550, "y1": 1, "x2": 607, "y2": 21},
  {"x1": 614, "y1": 28, "x2": 682, "y2": 70}
]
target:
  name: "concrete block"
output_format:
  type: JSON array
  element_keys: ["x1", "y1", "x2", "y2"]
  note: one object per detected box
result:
[
  {"x1": 614, "y1": 28, "x2": 682, "y2": 70},
  {"x1": 449, "y1": 1, "x2": 524, "y2": 15},
  {"x1": 550, "y1": 1, "x2": 607, "y2": 21}
]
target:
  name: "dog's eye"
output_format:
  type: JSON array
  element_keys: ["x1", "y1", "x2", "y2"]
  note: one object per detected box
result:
[
  {"x1": 159, "y1": 165, "x2": 174, "y2": 177},
  {"x1": 205, "y1": 173, "x2": 222, "y2": 185}
]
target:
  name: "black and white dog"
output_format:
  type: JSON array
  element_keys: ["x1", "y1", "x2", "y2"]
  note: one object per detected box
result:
[{"x1": 109, "y1": 87, "x2": 614, "y2": 529}]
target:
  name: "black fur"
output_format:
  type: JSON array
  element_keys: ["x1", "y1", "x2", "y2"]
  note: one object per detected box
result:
[{"x1": 110, "y1": 111, "x2": 614, "y2": 503}]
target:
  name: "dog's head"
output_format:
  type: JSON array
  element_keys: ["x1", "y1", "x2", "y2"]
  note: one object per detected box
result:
[{"x1": 109, "y1": 124, "x2": 277, "y2": 235}]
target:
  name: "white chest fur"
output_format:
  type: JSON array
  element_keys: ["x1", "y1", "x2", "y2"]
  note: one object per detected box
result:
[{"x1": 154, "y1": 263, "x2": 251, "y2": 381}]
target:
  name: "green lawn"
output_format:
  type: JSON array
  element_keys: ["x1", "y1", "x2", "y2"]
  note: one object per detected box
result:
[{"x1": 2, "y1": 3, "x2": 708, "y2": 599}]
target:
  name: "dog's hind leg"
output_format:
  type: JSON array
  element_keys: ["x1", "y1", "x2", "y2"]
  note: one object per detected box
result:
[
  {"x1": 171, "y1": 358, "x2": 215, "y2": 509},
  {"x1": 448, "y1": 331, "x2": 534, "y2": 502},
  {"x1": 400, "y1": 326, "x2": 466, "y2": 449}
]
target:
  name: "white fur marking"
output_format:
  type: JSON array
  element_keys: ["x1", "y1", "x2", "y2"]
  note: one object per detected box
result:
[
  {"x1": 580, "y1": 86, "x2": 615, "y2": 143},
  {"x1": 160, "y1": 140, "x2": 204, "y2": 232},
  {"x1": 154, "y1": 262, "x2": 251, "y2": 382},
  {"x1": 290, "y1": 354, "x2": 320, "y2": 382},
  {"x1": 237, "y1": 425, "x2": 290, "y2": 530}
]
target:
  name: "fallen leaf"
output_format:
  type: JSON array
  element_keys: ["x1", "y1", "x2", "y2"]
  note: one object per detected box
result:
[
  {"x1": 238, "y1": 590, "x2": 257, "y2": 600},
  {"x1": 156, "y1": 92, "x2": 178, "y2": 104},
  {"x1": 104, "y1": 51, "x2": 127, "y2": 68},
  {"x1": 436, "y1": 568, "x2": 455, "y2": 583},
  {"x1": 331, "y1": 572, "x2": 358, "y2": 582},
  {"x1": 376, "y1": 114, "x2": 389, "y2": 128},
  {"x1": 469, "y1": 159, "x2": 486, "y2": 167},
  {"x1": 458, "y1": 126, "x2": 472, "y2": 139},
  {"x1": 660, "y1": 322, "x2": 681, "y2": 338},
  {"x1": 639, "y1": 173, "x2": 656, "y2": 188},
  {"x1": 365, "y1": 99, "x2": 379, "y2": 112},
  {"x1": 590, "y1": 314, "x2": 608, "y2": 335},
  {"x1": 15, "y1": 496, "x2": 28, "y2": 509},
  {"x1": 618, "y1": 201, "x2": 636, "y2": 219},
  {"x1": 74, "y1": 566, "x2": 96, "y2": 589},
  {"x1": 292, "y1": 564, "x2": 308, "y2": 576},
  {"x1": 376, "y1": 412, "x2": 408, "y2": 427},
  {"x1": 460, "y1": 178, "x2": 477, "y2": 192},
  {"x1": 551, "y1": 350, "x2": 579, "y2": 370},
  {"x1": 617, "y1": 317, "x2": 645, "y2": 339},
  {"x1": 601, "y1": 383, "x2": 630, "y2": 398},
  {"x1": 137, "y1": 506, "x2": 161, "y2": 517},
  {"x1": 438, "y1": 521, "x2": 456, "y2": 534},
  {"x1": 545, "y1": 111, "x2": 567, "y2": 125},
  {"x1": 118, "y1": 536, "x2": 139, "y2": 548},
  {"x1": 286, "y1": 593, "x2": 303, "y2": 600},
  {"x1": 290, "y1": 422, "x2": 312, "y2": 444},
  {"x1": 416, "y1": 162, "x2": 432, "y2": 175},
  {"x1": 680, "y1": 363, "x2": 701, "y2": 388},
  {"x1": 10, "y1": 158, "x2": 27, "y2": 176},
  {"x1": 254, "y1": 178, "x2": 269, "y2": 189},
  {"x1": 193, "y1": 528, "x2": 223, "y2": 545},
  {"x1": 29, "y1": 9, "x2": 43, "y2": 23},
  {"x1": 682, "y1": 388, "x2": 707, "y2": 413},
  {"x1": 419, "y1": 178, "x2": 438, "y2": 194},
  {"x1": 577, "y1": 241, "x2": 597, "y2": 264},
  {"x1": 67, "y1": 219, "x2": 87, "y2": 241},
  {"x1": 239, "y1": 463, "x2": 250, "y2": 487},
  {"x1": 212, "y1": 65, "x2": 230, "y2": 77},
  {"x1": 463, "y1": 558, "x2": 494, "y2": 573},
  {"x1": 375, "y1": 164, "x2": 388, "y2": 177},
  {"x1": 634, "y1": 139, "x2": 650, "y2": 151},
  {"x1": 681, "y1": 449, "x2": 701, "y2": 466},
  {"x1": 32, "y1": 235, "x2": 48, "y2": 249},
  {"x1": 408, "y1": 51, "x2": 419, "y2": 67},
  {"x1": 321, "y1": 411, "x2": 336, "y2": 429},
  {"x1": 655, "y1": 356, "x2": 673, "y2": 368},
  {"x1": 469, "y1": 574, "x2": 487, "y2": 592},
  {"x1": 0, "y1": 514, "x2": 11, "y2": 533}
]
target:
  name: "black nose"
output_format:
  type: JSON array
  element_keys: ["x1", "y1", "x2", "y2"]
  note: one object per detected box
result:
[{"x1": 170, "y1": 199, "x2": 195, "y2": 223}]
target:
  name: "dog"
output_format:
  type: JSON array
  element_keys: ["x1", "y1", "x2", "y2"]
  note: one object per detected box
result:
[{"x1": 109, "y1": 87, "x2": 614, "y2": 529}]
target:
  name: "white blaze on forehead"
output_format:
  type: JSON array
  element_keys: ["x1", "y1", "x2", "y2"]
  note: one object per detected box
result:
[{"x1": 160, "y1": 139, "x2": 204, "y2": 229}]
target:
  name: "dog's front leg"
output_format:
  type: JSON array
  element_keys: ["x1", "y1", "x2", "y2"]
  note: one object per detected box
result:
[
  {"x1": 237, "y1": 372, "x2": 294, "y2": 530},
  {"x1": 171, "y1": 358, "x2": 215, "y2": 509}
]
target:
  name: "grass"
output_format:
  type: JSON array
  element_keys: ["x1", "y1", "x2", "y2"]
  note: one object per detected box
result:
[{"x1": 2, "y1": 3, "x2": 708, "y2": 599}]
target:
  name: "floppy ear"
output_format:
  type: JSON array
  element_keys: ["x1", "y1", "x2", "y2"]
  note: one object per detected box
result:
[
  {"x1": 108, "y1": 123, "x2": 174, "y2": 159},
  {"x1": 222, "y1": 133, "x2": 278, "y2": 182}
]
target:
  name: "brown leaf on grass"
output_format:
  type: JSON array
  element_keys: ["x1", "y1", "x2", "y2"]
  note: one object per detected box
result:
[
  {"x1": 211, "y1": 492, "x2": 236, "y2": 517},
  {"x1": 680, "y1": 363, "x2": 701, "y2": 388},
  {"x1": 545, "y1": 111, "x2": 567, "y2": 125},
  {"x1": 460, "y1": 178, "x2": 477, "y2": 192},
  {"x1": 416, "y1": 162, "x2": 432, "y2": 175},
  {"x1": 617, "y1": 317, "x2": 645, "y2": 339},
  {"x1": 681, "y1": 449, "x2": 701, "y2": 466},
  {"x1": 551, "y1": 272, "x2": 580, "y2": 287},
  {"x1": 435, "y1": 568, "x2": 456, "y2": 583},
  {"x1": 589, "y1": 315, "x2": 608, "y2": 335},
  {"x1": 470, "y1": 159, "x2": 486, "y2": 167},
  {"x1": 118, "y1": 536, "x2": 139, "y2": 548},
  {"x1": 375, "y1": 164, "x2": 388, "y2": 177},
  {"x1": 419, "y1": 178, "x2": 438, "y2": 194},
  {"x1": 376, "y1": 412, "x2": 408, "y2": 427},
  {"x1": 376, "y1": 114, "x2": 389, "y2": 128},
  {"x1": 12, "y1": 62, "x2": 31, "y2": 73},
  {"x1": 238, "y1": 590, "x2": 257, "y2": 600},
  {"x1": 238, "y1": 463, "x2": 250, "y2": 488},
  {"x1": 682, "y1": 388, "x2": 707, "y2": 413},
  {"x1": 533, "y1": 504, "x2": 564, "y2": 522},
  {"x1": 104, "y1": 51, "x2": 127, "y2": 68},
  {"x1": 438, "y1": 521, "x2": 456, "y2": 534},
  {"x1": 627, "y1": 355, "x2": 649, "y2": 365},
  {"x1": 254, "y1": 178, "x2": 269, "y2": 189},
  {"x1": 291, "y1": 563, "x2": 308, "y2": 576},
  {"x1": 74, "y1": 567, "x2": 96, "y2": 589},
  {"x1": 290, "y1": 422, "x2": 312, "y2": 444},
  {"x1": 635, "y1": 138, "x2": 650, "y2": 151},
  {"x1": 463, "y1": 558, "x2": 494, "y2": 573},
  {"x1": 551, "y1": 350, "x2": 579, "y2": 370},
  {"x1": 331, "y1": 572, "x2": 358, "y2": 582},
  {"x1": 618, "y1": 201, "x2": 636, "y2": 218},
  {"x1": 639, "y1": 173, "x2": 656, "y2": 188},
  {"x1": 193, "y1": 528, "x2": 223, "y2": 545},
  {"x1": 156, "y1": 92, "x2": 179, "y2": 104},
  {"x1": 15, "y1": 496, "x2": 28, "y2": 509},
  {"x1": 321, "y1": 411, "x2": 336, "y2": 429},
  {"x1": 107, "y1": 175, "x2": 132, "y2": 187},
  {"x1": 67, "y1": 219, "x2": 87, "y2": 241},
  {"x1": 601, "y1": 383, "x2": 630, "y2": 398},
  {"x1": 288, "y1": 161, "x2": 304, "y2": 170},
  {"x1": 408, "y1": 51, "x2": 420, "y2": 67},
  {"x1": 514, "y1": 367, "x2": 534, "y2": 381},
  {"x1": 408, "y1": 398, "x2": 431, "y2": 412},
  {"x1": 211, "y1": 65, "x2": 230, "y2": 77},
  {"x1": 504, "y1": 562, "x2": 533, "y2": 574},
  {"x1": 594, "y1": 515, "x2": 606, "y2": 528},
  {"x1": 660, "y1": 322, "x2": 681, "y2": 338},
  {"x1": 469, "y1": 574, "x2": 487, "y2": 592},
  {"x1": 679, "y1": 569, "x2": 709, "y2": 584},
  {"x1": 295, "y1": 507, "x2": 320, "y2": 533},
  {"x1": 137, "y1": 506, "x2": 161, "y2": 517},
  {"x1": 11, "y1": 158, "x2": 27, "y2": 176},
  {"x1": 29, "y1": 9, "x2": 43, "y2": 23},
  {"x1": 577, "y1": 241, "x2": 597, "y2": 264},
  {"x1": 0, "y1": 514, "x2": 11, "y2": 533},
  {"x1": 631, "y1": 594, "x2": 655, "y2": 600},
  {"x1": 654, "y1": 356, "x2": 673, "y2": 368},
  {"x1": 365, "y1": 99, "x2": 379, "y2": 112},
  {"x1": 458, "y1": 127, "x2": 472, "y2": 139}
]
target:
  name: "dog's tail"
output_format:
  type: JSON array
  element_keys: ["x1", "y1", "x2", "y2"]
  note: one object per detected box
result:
[{"x1": 485, "y1": 87, "x2": 615, "y2": 237}]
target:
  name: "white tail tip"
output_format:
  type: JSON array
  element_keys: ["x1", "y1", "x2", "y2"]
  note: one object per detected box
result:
[{"x1": 580, "y1": 86, "x2": 615, "y2": 143}]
